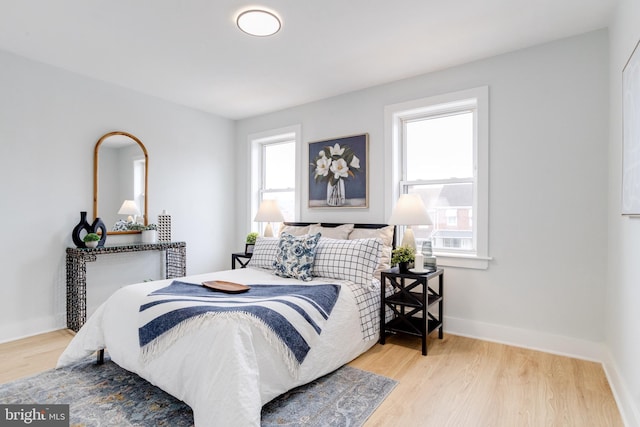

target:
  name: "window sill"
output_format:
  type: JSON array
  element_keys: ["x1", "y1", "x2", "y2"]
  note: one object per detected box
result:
[{"x1": 433, "y1": 252, "x2": 491, "y2": 270}]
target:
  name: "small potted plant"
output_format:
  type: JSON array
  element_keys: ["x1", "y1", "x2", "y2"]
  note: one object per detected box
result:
[
  {"x1": 245, "y1": 232, "x2": 258, "y2": 255},
  {"x1": 391, "y1": 246, "x2": 415, "y2": 274},
  {"x1": 142, "y1": 224, "x2": 158, "y2": 243},
  {"x1": 83, "y1": 233, "x2": 101, "y2": 248}
]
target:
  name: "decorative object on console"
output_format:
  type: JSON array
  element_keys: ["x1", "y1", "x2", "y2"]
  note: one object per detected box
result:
[
  {"x1": 388, "y1": 194, "x2": 432, "y2": 251},
  {"x1": 158, "y1": 210, "x2": 172, "y2": 242},
  {"x1": 142, "y1": 224, "x2": 158, "y2": 244},
  {"x1": 71, "y1": 211, "x2": 107, "y2": 248},
  {"x1": 308, "y1": 134, "x2": 368, "y2": 208},
  {"x1": 254, "y1": 200, "x2": 284, "y2": 237},
  {"x1": 83, "y1": 233, "x2": 100, "y2": 248},
  {"x1": 391, "y1": 246, "x2": 415, "y2": 274},
  {"x1": 245, "y1": 232, "x2": 258, "y2": 255},
  {"x1": 72, "y1": 211, "x2": 91, "y2": 248}
]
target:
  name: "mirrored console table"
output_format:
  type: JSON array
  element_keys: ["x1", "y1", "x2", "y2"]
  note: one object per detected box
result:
[{"x1": 66, "y1": 242, "x2": 186, "y2": 332}]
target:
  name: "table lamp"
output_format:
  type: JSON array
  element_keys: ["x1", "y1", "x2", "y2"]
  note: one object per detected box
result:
[
  {"x1": 118, "y1": 200, "x2": 141, "y2": 223},
  {"x1": 254, "y1": 200, "x2": 284, "y2": 237},
  {"x1": 388, "y1": 194, "x2": 432, "y2": 251}
]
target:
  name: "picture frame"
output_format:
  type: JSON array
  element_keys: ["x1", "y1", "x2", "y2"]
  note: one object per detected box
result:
[
  {"x1": 308, "y1": 133, "x2": 369, "y2": 208},
  {"x1": 622, "y1": 39, "x2": 640, "y2": 215}
]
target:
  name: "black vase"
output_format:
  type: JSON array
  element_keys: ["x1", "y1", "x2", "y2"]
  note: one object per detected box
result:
[
  {"x1": 71, "y1": 212, "x2": 108, "y2": 248},
  {"x1": 90, "y1": 217, "x2": 107, "y2": 247},
  {"x1": 72, "y1": 211, "x2": 91, "y2": 248}
]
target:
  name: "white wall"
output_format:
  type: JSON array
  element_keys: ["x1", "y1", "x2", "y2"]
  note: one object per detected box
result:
[
  {"x1": 606, "y1": 0, "x2": 640, "y2": 424},
  {"x1": 236, "y1": 31, "x2": 609, "y2": 358},
  {"x1": 0, "y1": 50, "x2": 236, "y2": 342}
]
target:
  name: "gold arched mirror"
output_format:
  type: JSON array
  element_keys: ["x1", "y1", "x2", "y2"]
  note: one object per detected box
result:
[{"x1": 93, "y1": 131, "x2": 148, "y2": 234}]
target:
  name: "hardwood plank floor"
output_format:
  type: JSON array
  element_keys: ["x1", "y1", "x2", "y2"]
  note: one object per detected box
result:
[{"x1": 0, "y1": 330, "x2": 623, "y2": 426}]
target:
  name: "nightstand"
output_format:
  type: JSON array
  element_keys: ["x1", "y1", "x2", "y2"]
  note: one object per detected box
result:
[
  {"x1": 231, "y1": 252, "x2": 252, "y2": 269},
  {"x1": 380, "y1": 267, "x2": 444, "y2": 355}
]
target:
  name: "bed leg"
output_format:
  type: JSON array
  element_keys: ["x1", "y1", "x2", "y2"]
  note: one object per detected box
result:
[{"x1": 96, "y1": 349, "x2": 104, "y2": 365}]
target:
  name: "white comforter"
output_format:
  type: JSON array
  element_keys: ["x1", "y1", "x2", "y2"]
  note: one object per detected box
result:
[{"x1": 57, "y1": 268, "x2": 378, "y2": 426}]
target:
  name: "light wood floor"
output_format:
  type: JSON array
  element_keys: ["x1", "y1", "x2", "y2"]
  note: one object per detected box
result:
[{"x1": 0, "y1": 330, "x2": 623, "y2": 426}]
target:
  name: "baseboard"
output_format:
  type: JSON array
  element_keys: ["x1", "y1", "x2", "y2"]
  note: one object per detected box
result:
[
  {"x1": 0, "y1": 315, "x2": 64, "y2": 345},
  {"x1": 601, "y1": 348, "x2": 640, "y2": 427},
  {"x1": 444, "y1": 315, "x2": 605, "y2": 362}
]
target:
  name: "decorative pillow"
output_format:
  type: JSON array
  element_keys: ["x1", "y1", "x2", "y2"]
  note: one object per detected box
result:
[
  {"x1": 349, "y1": 225, "x2": 395, "y2": 280},
  {"x1": 273, "y1": 232, "x2": 322, "y2": 281},
  {"x1": 278, "y1": 223, "x2": 320, "y2": 236},
  {"x1": 308, "y1": 223, "x2": 355, "y2": 240},
  {"x1": 246, "y1": 237, "x2": 279, "y2": 269},
  {"x1": 313, "y1": 238, "x2": 382, "y2": 288}
]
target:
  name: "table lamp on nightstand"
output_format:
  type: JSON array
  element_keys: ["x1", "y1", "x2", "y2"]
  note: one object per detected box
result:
[
  {"x1": 254, "y1": 200, "x2": 284, "y2": 237},
  {"x1": 388, "y1": 194, "x2": 432, "y2": 251}
]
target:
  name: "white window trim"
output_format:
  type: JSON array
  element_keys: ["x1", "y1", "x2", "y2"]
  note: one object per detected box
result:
[
  {"x1": 384, "y1": 87, "x2": 491, "y2": 269},
  {"x1": 248, "y1": 124, "x2": 302, "y2": 233}
]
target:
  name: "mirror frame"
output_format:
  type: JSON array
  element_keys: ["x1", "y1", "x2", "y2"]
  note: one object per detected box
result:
[{"x1": 93, "y1": 131, "x2": 149, "y2": 235}]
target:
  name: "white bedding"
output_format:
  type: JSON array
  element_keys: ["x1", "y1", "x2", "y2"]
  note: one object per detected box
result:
[{"x1": 57, "y1": 267, "x2": 379, "y2": 426}]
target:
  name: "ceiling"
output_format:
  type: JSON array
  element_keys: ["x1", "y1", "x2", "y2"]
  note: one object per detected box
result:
[{"x1": 0, "y1": 0, "x2": 616, "y2": 120}]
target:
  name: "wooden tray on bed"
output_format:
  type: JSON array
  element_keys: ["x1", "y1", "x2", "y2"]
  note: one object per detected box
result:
[{"x1": 202, "y1": 280, "x2": 250, "y2": 293}]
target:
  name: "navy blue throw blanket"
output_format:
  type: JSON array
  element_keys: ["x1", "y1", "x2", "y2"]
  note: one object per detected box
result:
[{"x1": 138, "y1": 281, "x2": 341, "y2": 368}]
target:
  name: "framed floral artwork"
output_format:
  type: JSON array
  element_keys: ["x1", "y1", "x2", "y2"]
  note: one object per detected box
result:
[{"x1": 308, "y1": 133, "x2": 369, "y2": 208}]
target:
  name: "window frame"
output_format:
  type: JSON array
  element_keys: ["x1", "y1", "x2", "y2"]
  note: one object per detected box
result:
[
  {"x1": 249, "y1": 125, "x2": 301, "y2": 235},
  {"x1": 384, "y1": 87, "x2": 490, "y2": 269}
]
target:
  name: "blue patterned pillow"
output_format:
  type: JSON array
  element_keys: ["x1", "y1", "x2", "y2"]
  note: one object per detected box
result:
[{"x1": 273, "y1": 232, "x2": 321, "y2": 281}]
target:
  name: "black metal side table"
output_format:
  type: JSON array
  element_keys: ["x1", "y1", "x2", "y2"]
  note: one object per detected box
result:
[
  {"x1": 231, "y1": 252, "x2": 252, "y2": 269},
  {"x1": 380, "y1": 267, "x2": 444, "y2": 355}
]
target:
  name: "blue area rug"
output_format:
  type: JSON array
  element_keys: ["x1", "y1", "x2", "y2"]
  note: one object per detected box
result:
[{"x1": 0, "y1": 357, "x2": 396, "y2": 426}]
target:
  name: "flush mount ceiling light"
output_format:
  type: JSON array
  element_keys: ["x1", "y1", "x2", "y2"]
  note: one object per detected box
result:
[{"x1": 237, "y1": 9, "x2": 281, "y2": 37}]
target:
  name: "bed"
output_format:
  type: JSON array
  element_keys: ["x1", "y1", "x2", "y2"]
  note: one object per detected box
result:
[{"x1": 57, "y1": 222, "x2": 395, "y2": 426}]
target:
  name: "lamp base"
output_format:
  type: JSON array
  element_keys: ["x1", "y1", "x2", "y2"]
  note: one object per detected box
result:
[
  {"x1": 264, "y1": 223, "x2": 274, "y2": 237},
  {"x1": 401, "y1": 228, "x2": 417, "y2": 251}
]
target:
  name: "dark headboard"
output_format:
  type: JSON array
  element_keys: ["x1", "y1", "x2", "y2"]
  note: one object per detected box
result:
[{"x1": 283, "y1": 222, "x2": 396, "y2": 249}]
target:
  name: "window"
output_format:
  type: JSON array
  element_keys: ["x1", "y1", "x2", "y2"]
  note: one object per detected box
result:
[
  {"x1": 385, "y1": 87, "x2": 490, "y2": 269},
  {"x1": 249, "y1": 125, "x2": 301, "y2": 235}
]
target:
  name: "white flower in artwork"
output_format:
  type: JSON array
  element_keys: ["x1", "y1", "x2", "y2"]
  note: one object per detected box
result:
[
  {"x1": 350, "y1": 155, "x2": 360, "y2": 169},
  {"x1": 310, "y1": 141, "x2": 361, "y2": 184},
  {"x1": 329, "y1": 143, "x2": 345, "y2": 157},
  {"x1": 315, "y1": 157, "x2": 331, "y2": 177},
  {"x1": 330, "y1": 158, "x2": 350, "y2": 179}
]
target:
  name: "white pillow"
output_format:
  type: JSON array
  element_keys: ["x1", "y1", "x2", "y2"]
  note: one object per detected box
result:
[
  {"x1": 278, "y1": 223, "x2": 320, "y2": 236},
  {"x1": 246, "y1": 237, "x2": 279, "y2": 269},
  {"x1": 308, "y1": 223, "x2": 355, "y2": 240},
  {"x1": 349, "y1": 225, "x2": 395, "y2": 279},
  {"x1": 313, "y1": 237, "x2": 382, "y2": 288}
]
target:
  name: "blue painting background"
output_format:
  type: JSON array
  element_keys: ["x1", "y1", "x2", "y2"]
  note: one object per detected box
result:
[{"x1": 308, "y1": 134, "x2": 367, "y2": 205}]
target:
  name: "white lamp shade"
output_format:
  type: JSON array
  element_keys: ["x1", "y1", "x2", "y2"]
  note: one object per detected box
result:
[
  {"x1": 388, "y1": 194, "x2": 432, "y2": 226},
  {"x1": 118, "y1": 200, "x2": 141, "y2": 216},
  {"x1": 254, "y1": 200, "x2": 284, "y2": 222}
]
